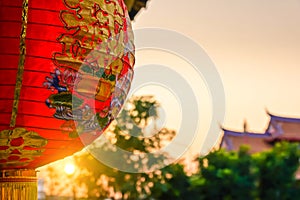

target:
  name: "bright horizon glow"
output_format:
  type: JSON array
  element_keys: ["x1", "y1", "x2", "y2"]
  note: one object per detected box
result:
[{"x1": 64, "y1": 163, "x2": 76, "y2": 175}]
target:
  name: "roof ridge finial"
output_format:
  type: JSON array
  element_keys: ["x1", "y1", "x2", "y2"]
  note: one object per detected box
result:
[
  {"x1": 265, "y1": 107, "x2": 271, "y2": 115},
  {"x1": 243, "y1": 119, "x2": 248, "y2": 133}
]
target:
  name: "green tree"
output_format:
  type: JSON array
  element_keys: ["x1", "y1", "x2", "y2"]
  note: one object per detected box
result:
[
  {"x1": 255, "y1": 142, "x2": 300, "y2": 200},
  {"x1": 150, "y1": 162, "x2": 194, "y2": 200},
  {"x1": 192, "y1": 146, "x2": 257, "y2": 200},
  {"x1": 191, "y1": 142, "x2": 300, "y2": 200},
  {"x1": 74, "y1": 96, "x2": 177, "y2": 199}
]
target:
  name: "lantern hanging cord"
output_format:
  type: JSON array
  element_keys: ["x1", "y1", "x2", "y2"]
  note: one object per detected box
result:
[{"x1": 10, "y1": 0, "x2": 29, "y2": 127}]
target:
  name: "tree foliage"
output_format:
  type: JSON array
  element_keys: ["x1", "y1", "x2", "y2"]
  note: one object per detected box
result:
[
  {"x1": 73, "y1": 96, "x2": 177, "y2": 199},
  {"x1": 191, "y1": 142, "x2": 300, "y2": 200},
  {"x1": 255, "y1": 142, "x2": 300, "y2": 199},
  {"x1": 192, "y1": 146, "x2": 257, "y2": 200}
]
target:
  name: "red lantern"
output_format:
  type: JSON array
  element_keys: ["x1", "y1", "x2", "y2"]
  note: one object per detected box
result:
[{"x1": 0, "y1": 0, "x2": 134, "y2": 198}]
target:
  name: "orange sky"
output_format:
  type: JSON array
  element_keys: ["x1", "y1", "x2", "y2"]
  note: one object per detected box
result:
[{"x1": 130, "y1": 0, "x2": 300, "y2": 153}]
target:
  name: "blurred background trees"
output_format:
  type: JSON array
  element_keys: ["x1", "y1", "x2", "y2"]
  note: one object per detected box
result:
[
  {"x1": 40, "y1": 95, "x2": 300, "y2": 199},
  {"x1": 191, "y1": 142, "x2": 300, "y2": 200},
  {"x1": 73, "y1": 96, "x2": 177, "y2": 199}
]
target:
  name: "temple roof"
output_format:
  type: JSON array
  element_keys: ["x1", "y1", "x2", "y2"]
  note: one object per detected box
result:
[
  {"x1": 266, "y1": 112, "x2": 300, "y2": 141},
  {"x1": 220, "y1": 111, "x2": 300, "y2": 153},
  {"x1": 268, "y1": 112, "x2": 300, "y2": 123},
  {"x1": 220, "y1": 129, "x2": 272, "y2": 154}
]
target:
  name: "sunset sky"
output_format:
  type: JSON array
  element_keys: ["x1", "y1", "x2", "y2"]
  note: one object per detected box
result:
[{"x1": 129, "y1": 0, "x2": 300, "y2": 154}]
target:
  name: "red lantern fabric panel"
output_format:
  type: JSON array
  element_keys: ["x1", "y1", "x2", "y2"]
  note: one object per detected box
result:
[{"x1": 0, "y1": 0, "x2": 134, "y2": 169}]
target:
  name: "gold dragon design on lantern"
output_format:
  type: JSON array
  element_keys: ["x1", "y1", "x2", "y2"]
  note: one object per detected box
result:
[{"x1": 44, "y1": 0, "x2": 134, "y2": 138}]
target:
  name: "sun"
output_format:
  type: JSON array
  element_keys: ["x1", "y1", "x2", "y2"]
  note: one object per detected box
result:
[{"x1": 64, "y1": 163, "x2": 76, "y2": 175}]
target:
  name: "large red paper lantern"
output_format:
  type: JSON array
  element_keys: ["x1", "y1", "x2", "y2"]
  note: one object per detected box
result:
[{"x1": 0, "y1": 0, "x2": 134, "y2": 196}]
